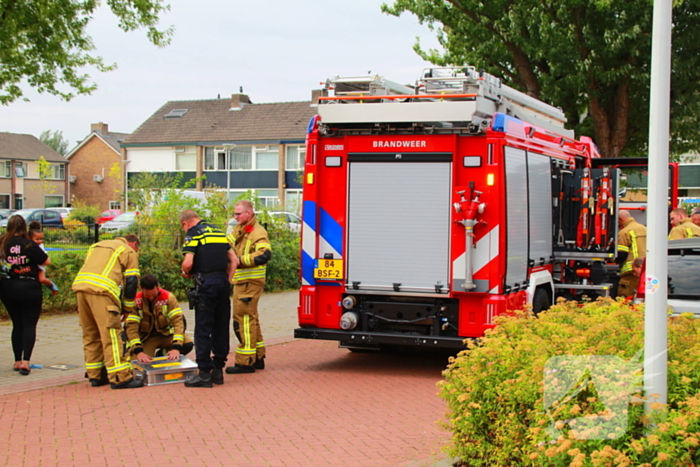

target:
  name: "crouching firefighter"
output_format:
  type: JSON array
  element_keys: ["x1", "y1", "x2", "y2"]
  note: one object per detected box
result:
[
  {"x1": 126, "y1": 274, "x2": 194, "y2": 363},
  {"x1": 226, "y1": 200, "x2": 271, "y2": 375},
  {"x1": 180, "y1": 210, "x2": 238, "y2": 388},
  {"x1": 72, "y1": 235, "x2": 143, "y2": 389}
]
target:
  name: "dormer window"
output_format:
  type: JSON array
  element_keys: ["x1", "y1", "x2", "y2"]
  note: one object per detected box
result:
[{"x1": 165, "y1": 109, "x2": 189, "y2": 119}]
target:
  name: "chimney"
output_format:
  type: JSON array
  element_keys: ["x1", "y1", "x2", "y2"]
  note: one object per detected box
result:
[
  {"x1": 91, "y1": 122, "x2": 109, "y2": 135},
  {"x1": 311, "y1": 89, "x2": 328, "y2": 106},
  {"x1": 230, "y1": 94, "x2": 251, "y2": 111}
]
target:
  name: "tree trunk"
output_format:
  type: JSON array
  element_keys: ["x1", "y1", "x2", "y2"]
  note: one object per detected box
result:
[{"x1": 589, "y1": 83, "x2": 630, "y2": 157}]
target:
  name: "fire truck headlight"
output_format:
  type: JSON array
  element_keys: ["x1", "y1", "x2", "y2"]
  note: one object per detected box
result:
[
  {"x1": 340, "y1": 312, "x2": 359, "y2": 330},
  {"x1": 341, "y1": 295, "x2": 357, "y2": 310}
]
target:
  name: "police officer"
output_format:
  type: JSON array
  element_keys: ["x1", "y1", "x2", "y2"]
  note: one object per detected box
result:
[
  {"x1": 616, "y1": 210, "x2": 647, "y2": 297},
  {"x1": 72, "y1": 234, "x2": 142, "y2": 389},
  {"x1": 226, "y1": 200, "x2": 271, "y2": 375},
  {"x1": 125, "y1": 274, "x2": 194, "y2": 363},
  {"x1": 669, "y1": 208, "x2": 700, "y2": 239},
  {"x1": 180, "y1": 210, "x2": 238, "y2": 388}
]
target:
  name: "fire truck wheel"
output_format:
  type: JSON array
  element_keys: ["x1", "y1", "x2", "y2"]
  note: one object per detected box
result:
[{"x1": 532, "y1": 288, "x2": 551, "y2": 316}]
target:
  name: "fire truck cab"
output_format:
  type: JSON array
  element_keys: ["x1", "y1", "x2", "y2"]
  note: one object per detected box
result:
[{"x1": 295, "y1": 67, "x2": 619, "y2": 350}]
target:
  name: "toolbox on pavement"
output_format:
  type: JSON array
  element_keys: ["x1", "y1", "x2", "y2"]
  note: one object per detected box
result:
[{"x1": 132, "y1": 355, "x2": 198, "y2": 386}]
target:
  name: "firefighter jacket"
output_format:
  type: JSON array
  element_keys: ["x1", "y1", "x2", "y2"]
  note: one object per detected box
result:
[
  {"x1": 668, "y1": 218, "x2": 700, "y2": 240},
  {"x1": 228, "y1": 216, "x2": 271, "y2": 285},
  {"x1": 125, "y1": 288, "x2": 185, "y2": 354},
  {"x1": 617, "y1": 217, "x2": 647, "y2": 275},
  {"x1": 71, "y1": 237, "x2": 140, "y2": 313}
]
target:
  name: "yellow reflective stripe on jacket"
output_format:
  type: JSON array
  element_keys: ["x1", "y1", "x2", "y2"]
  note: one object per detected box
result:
[
  {"x1": 168, "y1": 307, "x2": 183, "y2": 318},
  {"x1": 73, "y1": 272, "x2": 121, "y2": 301},
  {"x1": 86, "y1": 361, "x2": 104, "y2": 369},
  {"x1": 124, "y1": 268, "x2": 139, "y2": 277},
  {"x1": 128, "y1": 338, "x2": 142, "y2": 347},
  {"x1": 173, "y1": 334, "x2": 184, "y2": 342},
  {"x1": 686, "y1": 228, "x2": 696, "y2": 238},
  {"x1": 126, "y1": 315, "x2": 141, "y2": 323},
  {"x1": 621, "y1": 262, "x2": 633, "y2": 274},
  {"x1": 618, "y1": 245, "x2": 630, "y2": 253},
  {"x1": 101, "y1": 246, "x2": 125, "y2": 277},
  {"x1": 243, "y1": 239, "x2": 252, "y2": 266},
  {"x1": 123, "y1": 299, "x2": 135, "y2": 308},
  {"x1": 630, "y1": 231, "x2": 638, "y2": 258},
  {"x1": 233, "y1": 267, "x2": 266, "y2": 281},
  {"x1": 256, "y1": 243, "x2": 271, "y2": 251}
]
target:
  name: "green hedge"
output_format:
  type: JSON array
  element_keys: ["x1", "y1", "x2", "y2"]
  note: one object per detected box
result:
[{"x1": 440, "y1": 298, "x2": 700, "y2": 466}]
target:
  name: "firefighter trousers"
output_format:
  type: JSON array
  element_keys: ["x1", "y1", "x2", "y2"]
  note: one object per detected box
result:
[
  {"x1": 76, "y1": 292, "x2": 133, "y2": 384},
  {"x1": 233, "y1": 281, "x2": 266, "y2": 366}
]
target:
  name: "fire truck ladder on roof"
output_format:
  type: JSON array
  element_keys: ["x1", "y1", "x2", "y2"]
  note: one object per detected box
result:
[{"x1": 318, "y1": 66, "x2": 573, "y2": 138}]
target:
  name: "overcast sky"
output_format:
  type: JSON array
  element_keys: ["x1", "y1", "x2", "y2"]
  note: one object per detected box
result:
[{"x1": 0, "y1": 0, "x2": 441, "y2": 150}]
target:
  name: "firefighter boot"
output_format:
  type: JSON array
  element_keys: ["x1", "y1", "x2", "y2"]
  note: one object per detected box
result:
[
  {"x1": 253, "y1": 357, "x2": 265, "y2": 370},
  {"x1": 90, "y1": 367, "x2": 109, "y2": 387},
  {"x1": 211, "y1": 367, "x2": 224, "y2": 385},
  {"x1": 111, "y1": 378, "x2": 144, "y2": 390},
  {"x1": 225, "y1": 364, "x2": 255, "y2": 374},
  {"x1": 185, "y1": 371, "x2": 213, "y2": 388}
]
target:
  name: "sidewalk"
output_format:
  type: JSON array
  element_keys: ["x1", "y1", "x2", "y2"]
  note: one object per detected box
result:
[{"x1": 0, "y1": 291, "x2": 452, "y2": 466}]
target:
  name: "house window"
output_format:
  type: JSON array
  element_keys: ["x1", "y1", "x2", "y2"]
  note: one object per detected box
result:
[
  {"x1": 257, "y1": 189, "x2": 279, "y2": 208},
  {"x1": 230, "y1": 147, "x2": 252, "y2": 170},
  {"x1": 255, "y1": 145, "x2": 279, "y2": 170},
  {"x1": 285, "y1": 189, "x2": 303, "y2": 214},
  {"x1": 2, "y1": 162, "x2": 10, "y2": 178},
  {"x1": 109, "y1": 201, "x2": 121, "y2": 210},
  {"x1": 286, "y1": 145, "x2": 306, "y2": 170},
  {"x1": 0, "y1": 194, "x2": 9, "y2": 209},
  {"x1": 44, "y1": 195, "x2": 64, "y2": 208},
  {"x1": 15, "y1": 162, "x2": 26, "y2": 178},
  {"x1": 45, "y1": 163, "x2": 65, "y2": 180}
]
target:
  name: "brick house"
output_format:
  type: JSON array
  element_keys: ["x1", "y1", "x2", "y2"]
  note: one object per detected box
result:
[
  {"x1": 120, "y1": 93, "x2": 319, "y2": 211},
  {"x1": 65, "y1": 123, "x2": 129, "y2": 211},
  {"x1": 0, "y1": 132, "x2": 69, "y2": 209}
]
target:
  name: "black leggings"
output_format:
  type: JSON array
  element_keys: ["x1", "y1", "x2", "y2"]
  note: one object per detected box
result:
[{"x1": 1, "y1": 279, "x2": 43, "y2": 362}]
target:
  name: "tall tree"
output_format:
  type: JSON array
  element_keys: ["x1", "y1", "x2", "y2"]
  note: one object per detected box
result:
[
  {"x1": 382, "y1": 0, "x2": 700, "y2": 157},
  {"x1": 0, "y1": 0, "x2": 172, "y2": 105},
  {"x1": 39, "y1": 129, "x2": 70, "y2": 156}
]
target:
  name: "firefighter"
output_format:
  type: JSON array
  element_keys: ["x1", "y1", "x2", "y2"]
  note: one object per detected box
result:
[
  {"x1": 616, "y1": 210, "x2": 647, "y2": 298},
  {"x1": 668, "y1": 208, "x2": 700, "y2": 239},
  {"x1": 180, "y1": 209, "x2": 238, "y2": 388},
  {"x1": 691, "y1": 208, "x2": 700, "y2": 227},
  {"x1": 72, "y1": 234, "x2": 142, "y2": 389},
  {"x1": 226, "y1": 200, "x2": 271, "y2": 375},
  {"x1": 125, "y1": 274, "x2": 193, "y2": 363}
]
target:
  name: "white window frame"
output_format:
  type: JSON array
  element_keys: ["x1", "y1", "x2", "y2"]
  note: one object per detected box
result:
[
  {"x1": 284, "y1": 189, "x2": 303, "y2": 214},
  {"x1": 46, "y1": 163, "x2": 65, "y2": 180},
  {"x1": 109, "y1": 200, "x2": 121, "y2": 210},
  {"x1": 286, "y1": 145, "x2": 306, "y2": 170},
  {"x1": 44, "y1": 194, "x2": 65, "y2": 208}
]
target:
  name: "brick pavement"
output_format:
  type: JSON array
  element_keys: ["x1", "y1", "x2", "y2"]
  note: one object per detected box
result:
[{"x1": 0, "y1": 291, "x2": 452, "y2": 466}]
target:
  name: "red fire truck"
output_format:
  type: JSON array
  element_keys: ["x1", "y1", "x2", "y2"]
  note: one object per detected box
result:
[{"x1": 295, "y1": 67, "x2": 620, "y2": 350}]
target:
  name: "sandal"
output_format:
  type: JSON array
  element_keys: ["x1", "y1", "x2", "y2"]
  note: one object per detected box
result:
[
  {"x1": 13, "y1": 362, "x2": 21, "y2": 371},
  {"x1": 18, "y1": 361, "x2": 31, "y2": 375}
]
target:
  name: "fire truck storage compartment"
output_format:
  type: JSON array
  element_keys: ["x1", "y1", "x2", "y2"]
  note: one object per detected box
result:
[
  {"x1": 346, "y1": 154, "x2": 452, "y2": 293},
  {"x1": 503, "y1": 147, "x2": 555, "y2": 291}
]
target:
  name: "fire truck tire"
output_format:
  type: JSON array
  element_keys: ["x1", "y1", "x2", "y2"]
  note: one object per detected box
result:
[{"x1": 533, "y1": 288, "x2": 551, "y2": 316}]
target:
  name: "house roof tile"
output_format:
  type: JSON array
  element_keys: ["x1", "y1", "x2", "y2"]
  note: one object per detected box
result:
[
  {"x1": 0, "y1": 132, "x2": 67, "y2": 163},
  {"x1": 122, "y1": 98, "x2": 316, "y2": 145}
]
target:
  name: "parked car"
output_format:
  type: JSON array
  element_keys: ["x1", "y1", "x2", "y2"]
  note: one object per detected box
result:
[
  {"x1": 100, "y1": 211, "x2": 138, "y2": 233},
  {"x1": 0, "y1": 209, "x2": 16, "y2": 220},
  {"x1": 226, "y1": 211, "x2": 301, "y2": 235},
  {"x1": 0, "y1": 208, "x2": 64, "y2": 228},
  {"x1": 48, "y1": 207, "x2": 73, "y2": 219},
  {"x1": 96, "y1": 209, "x2": 122, "y2": 224},
  {"x1": 634, "y1": 238, "x2": 700, "y2": 316}
]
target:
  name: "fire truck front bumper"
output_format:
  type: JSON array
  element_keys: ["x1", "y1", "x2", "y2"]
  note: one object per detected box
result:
[{"x1": 294, "y1": 328, "x2": 468, "y2": 349}]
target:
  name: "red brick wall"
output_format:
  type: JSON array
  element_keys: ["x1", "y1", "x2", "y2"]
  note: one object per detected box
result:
[{"x1": 69, "y1": 136, "x2": 122, "y2": 210}]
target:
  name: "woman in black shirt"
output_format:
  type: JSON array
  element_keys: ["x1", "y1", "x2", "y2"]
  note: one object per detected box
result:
[{"x1": 0, "y1": 215, "x2": 50, "y2": 375}]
